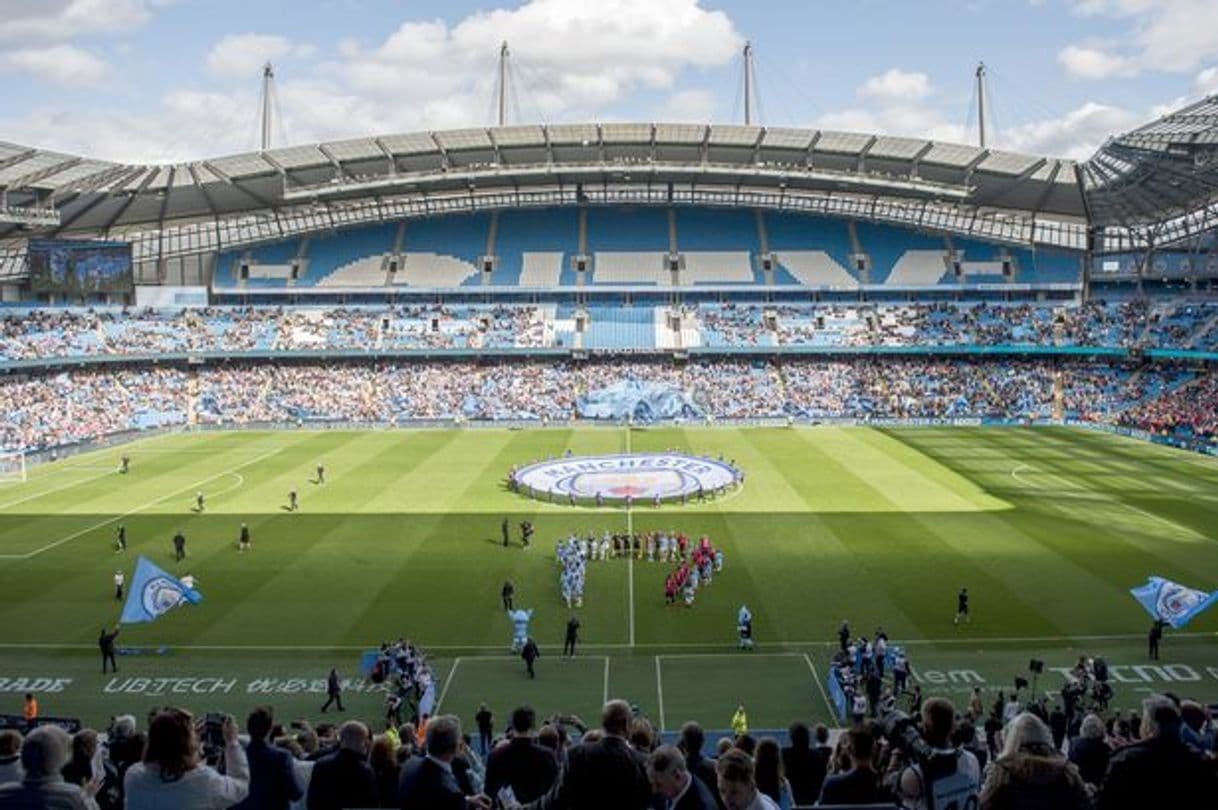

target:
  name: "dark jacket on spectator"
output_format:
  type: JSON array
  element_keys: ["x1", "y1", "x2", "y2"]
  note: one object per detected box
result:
[
  {"x1": 527, "y1": 734, "x2": 651, "y2": 810},
  {"x1": 685, "y1": 751, "x2": 722, "y2": 810},
  {"x1": 306, "y1": 748, "x2": 377, "y2": 810},
  {"x1": 372, "y1": 760, "x2": 401, "y2": 809},
  {"x1": 233, "y1": 739, "x2": 304, "y2": 810},
  {"x1": 978, "y1": 751, "x2": 1090, "y2": 810},
  {"x1": 672, "y1": 772, "x2": 718, "y2": 810},
  {"x1": 1097, "y1": 735, "x2": 1215, "y2": 810},
  {"x1": 484, "y1": 737, "x2": 558, "y2": 804},
  {"x1": 816, "y1": 766, "x2": 892, "y2": 806},
  {"x1": 781, "y1": 743, "x2": 827, "y2": 806},
  {"x1": 397, "y1": 755, "x2": 466, "y2": 810},
  {"x1": 1066, "y1": 736, "x2": 1110, "y2": 786}
]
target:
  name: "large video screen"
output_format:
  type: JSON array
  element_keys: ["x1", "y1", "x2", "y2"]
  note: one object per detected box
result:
[{"x1": 27, "y1": 239, "x2": 134, "y2": 295}]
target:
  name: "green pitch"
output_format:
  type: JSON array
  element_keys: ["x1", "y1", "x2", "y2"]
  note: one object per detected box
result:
[{"x1": 1, "y1": 425, "x2": 1217, "y2": 735}]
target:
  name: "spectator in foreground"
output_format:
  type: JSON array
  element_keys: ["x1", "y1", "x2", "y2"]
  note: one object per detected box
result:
[
  {"x1": 752, "y1": 738, "x2": 793, "y2": 809},
  {"x1": 1097, "y1": 694, "x2": 1216, "y2": 810},
  {"x1": 0, "y1": 729, "x2": 24, "y2": 785},
  {"x1": 715, "y1": 748, "x2": 778, "y2": 810},
  {"x1": 124, "y1": 709, "x2": 249, "y2": 810},
  {"x1": 368, "y1": 735, "x2": 399, "y2": 809},
  {"x1": 978, "y1": 712, "x2": 1089, "y2": 810},
  {"x1": 678, "y1": 722, "x2": 721, "y2": 807},
  {"x1": 397, "y1": 714, "x2": 490, "y2": 809},
  {"x1": 61, "y1": 730, "x2": 119, "y2": 810},
  {"x1": 305, "y1": 720, "x2": 377, "y2": 810},
  {"x1": 233, "y1": 706, "x2": 302, "y2": 810},
  {"x1": 816, "y1": 724, "x2": 891, "y2": 806},
  {"x1": 515, "y1": 699, "x2": 650, "y2": 810},
  {"x1": 648, "y1": 745, "x2": 717, "y2": 810},
  {"x1": 483, "y1": 706, "x2": 558, "y2": 805},
  {"x1": 1067, "y1": 714, "x2": 1110, "y2": 788},
  {"x1": 0, "y1": 725, "x2": 97, "y2": 810},
  {"x1": 895, "y1": 697, "x2": 980, "y2": 810},
  {"x1": 780, "y1": 722, "x2": 822, "y2": 807}
]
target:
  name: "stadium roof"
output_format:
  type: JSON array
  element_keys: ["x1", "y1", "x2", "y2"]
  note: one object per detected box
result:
[
  {"x1": 0, "y1": 123, "x2": 1088, "y2": 238},
  {"x1": 1081, "y1": 94, "x2": 1218, "y2": 233}
]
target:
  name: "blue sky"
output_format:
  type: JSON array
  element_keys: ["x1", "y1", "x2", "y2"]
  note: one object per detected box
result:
[{"x1": 1, "y1": 0, "x2": 1215, "y2": 163}]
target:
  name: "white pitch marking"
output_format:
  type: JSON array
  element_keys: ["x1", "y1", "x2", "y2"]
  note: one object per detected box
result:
[
  {"x1": 655, "y1": 656, "x2": 666, "y2": 732},
  {"x1": 625, "y1": 425, "x2": 636, "y2": 648},
  {"x1": 1, "y1": 631, "x2": 1214, "y2": 652},
  {"x1": 803, "y1": 652, "x2": 839, "y2": 721},
  {"x1": 0, "y1": 448, "x2": 280, "y2": 561},
  {"x1": 0, "y1": 467, "x2": 116, "y2": 511},
  {"x1": 1009, "y1": 461, "x2": 1209, "y2": 541},
  {"x1": 603, "y1": 656, "x2": 610, "y2": 704},
  {"x1": 435, "y1": 657, "x2": 462, "y2": 711}
]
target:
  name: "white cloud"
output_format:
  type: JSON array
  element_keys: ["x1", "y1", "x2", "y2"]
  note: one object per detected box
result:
[
  {"x1": 1197, "y1": 66, "x2": 1218, "y2": 94},
  {"x1": 812, "y1": 69, "x2": 1148, "y2": 160},
  {"x1": 1002, "y1": 101, "x2": 1140, "y2": 158},
  {"x1": 206, "y1": 34, "x2": 317, "y2": 80},
  {"x1": 1058, "y1": 45, "x2": 1135, "y2": 79},
  {"x1": 1, "y1": 0, "x2": 744, "y2": 163},
  {"x1": 859, "y1": 69, "x2": 932, "y2": 102},
  {"x1": 0, "y1": 0, "x2": 153, "y2": 44},
  {"x1": 1062, "y1": 1, "x2": 1218, "y2": 76},
  {"x1": 331, "y1": 0, "x2": 742, "y2": 119},
  {"x1": 0, "y1": 44, "x2": 111, "y2": 86},
  {"x1": 655, "y1": 89, "x2": 717, "y2": 122}
]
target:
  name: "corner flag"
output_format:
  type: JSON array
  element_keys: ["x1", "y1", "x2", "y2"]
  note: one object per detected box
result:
[
  {"x1": 1130, "y1": 576, "x2": 1218, "y2": 629},
  {"x1": 120, "y1": 556, "x2": 203, "y2": 624}
]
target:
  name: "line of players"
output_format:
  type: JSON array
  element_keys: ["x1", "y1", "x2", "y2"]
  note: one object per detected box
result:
[
  {"x1": 552, "y1": 529, "x2": 726, "y2": 567},
  {"x1": 664, "y1": 537, "x2": 723, "y2": 608}
]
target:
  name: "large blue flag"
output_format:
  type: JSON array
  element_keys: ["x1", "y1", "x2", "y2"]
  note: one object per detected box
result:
[
  {"x1": 1130, "y1": 576, "x2": 1218, "y2": 629},
  {"x1": 120, "y1": 556, "x2": 202, "y2": 625}
]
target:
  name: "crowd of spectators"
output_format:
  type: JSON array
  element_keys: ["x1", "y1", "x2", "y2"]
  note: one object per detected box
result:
[
  {"x1": 3, "y1": 300, "x2": 1217, "y2": 361},
  {"x1": 1, "y1": 358, "x2": 1214, "y2": 454},
  {"x1": 0, "y1": 687, "x2": 1213, "y2": 809},
  {"x1": 1120, "y1": 373, "x2": 1218, "y2": 442},
  {"x1": 0, "y1": 306, "x2": 550, "y2": 362}
]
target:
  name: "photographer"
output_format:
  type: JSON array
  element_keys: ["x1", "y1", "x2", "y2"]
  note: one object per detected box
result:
[
  {"x1": 124, "y1": 708, "x2": 249, "y2": 810},
  {"x1": 889, "y1": 697, "x2": 980, "y2": 810}
]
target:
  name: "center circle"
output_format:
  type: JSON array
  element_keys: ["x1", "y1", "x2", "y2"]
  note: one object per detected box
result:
[{"x1": 512, "y1": 452, "x2": 741, "y2": 503}]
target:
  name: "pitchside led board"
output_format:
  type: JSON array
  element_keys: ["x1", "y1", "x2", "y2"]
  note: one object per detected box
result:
[{"x1": 27, "y1": 239, "x2": 134, "y2": 295}]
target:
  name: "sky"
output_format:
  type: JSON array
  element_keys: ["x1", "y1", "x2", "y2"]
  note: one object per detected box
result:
[{"x1": 1, "y1": 0, "x2": 1216, "y2": 165}]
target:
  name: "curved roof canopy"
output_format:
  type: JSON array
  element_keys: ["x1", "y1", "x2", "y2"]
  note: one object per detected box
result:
[
  {"x1": 1081, "y1": 94, "x2": 1218, "y2": 230},
  {"x1": 0, "y1": 122, "x2": 1087, "y2": 237}
]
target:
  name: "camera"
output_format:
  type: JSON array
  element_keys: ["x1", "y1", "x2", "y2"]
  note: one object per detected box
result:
[
  {"x1": 1014, "y1": 676, "x2": 1029, "y2": 691},
  {"x1": 1029, "y1": 659, "x2": 1044, "y2": 675},
  {"x1": 878, "y1": 708, "x2": 935, "y2": 765}
]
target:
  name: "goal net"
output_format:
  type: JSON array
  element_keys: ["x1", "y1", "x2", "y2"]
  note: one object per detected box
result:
[{"x1": 0, "y1": 452, "x2": 26, "y2": 483}]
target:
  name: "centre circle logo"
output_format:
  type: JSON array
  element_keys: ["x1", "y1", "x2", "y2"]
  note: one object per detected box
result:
[{"x1": 513, "y1": 452, "x2": 739, "y2": 503}]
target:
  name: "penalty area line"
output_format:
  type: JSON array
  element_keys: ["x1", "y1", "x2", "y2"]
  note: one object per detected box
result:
[
  {"x1": 0, "y1": 467, "x2": 116, "y2": 511},
  {"x1": 0, "y1": 447, "x2": 280, "y2": 562},
  {"x1": 435, "y1": 657, "x2": 461, "y2": 712},
  {"x1": 655, "y1": 656, "x2": 666, "y2": 733},
  {"x1": 802, "y1": 652, "x2": 839, "y2": 723}
]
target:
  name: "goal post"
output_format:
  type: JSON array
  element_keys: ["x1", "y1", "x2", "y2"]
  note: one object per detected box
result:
[{"x1": 0, "y1": 451, "x2": 26, "y2": 483}]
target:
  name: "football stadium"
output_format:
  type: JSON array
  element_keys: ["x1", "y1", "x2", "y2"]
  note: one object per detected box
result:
[{"x1": 1, "y1": 4, "x2": 1218, "y2": 808}]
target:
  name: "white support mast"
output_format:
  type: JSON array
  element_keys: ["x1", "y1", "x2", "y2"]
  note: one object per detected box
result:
[
  {"x1": 259, "y1": 62, "x2": 276, "y2": 151},
  {"x1": 975, "y1": 61, "x2": 987, "y2": 148}
]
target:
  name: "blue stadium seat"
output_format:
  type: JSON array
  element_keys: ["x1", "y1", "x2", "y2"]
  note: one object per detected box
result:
[
  {"x1": 494, "y1": 208, "x2": 579, "y2": 286},
  {"x1": 306, "y1": 223, "x2": 396, "y2": 284}
]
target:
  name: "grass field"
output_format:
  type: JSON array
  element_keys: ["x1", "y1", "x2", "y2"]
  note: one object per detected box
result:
[{"x1": 1, "y1": 425, "x2": 1217, "y2": 736}]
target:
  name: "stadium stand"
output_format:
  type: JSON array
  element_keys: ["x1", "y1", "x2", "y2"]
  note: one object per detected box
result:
[
  {"x1": 495, "y1": 208, "x2": 580, "y2": 286},
  {"x1": 308, "y1": 223, "x2": 397, "y2": 286}
]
